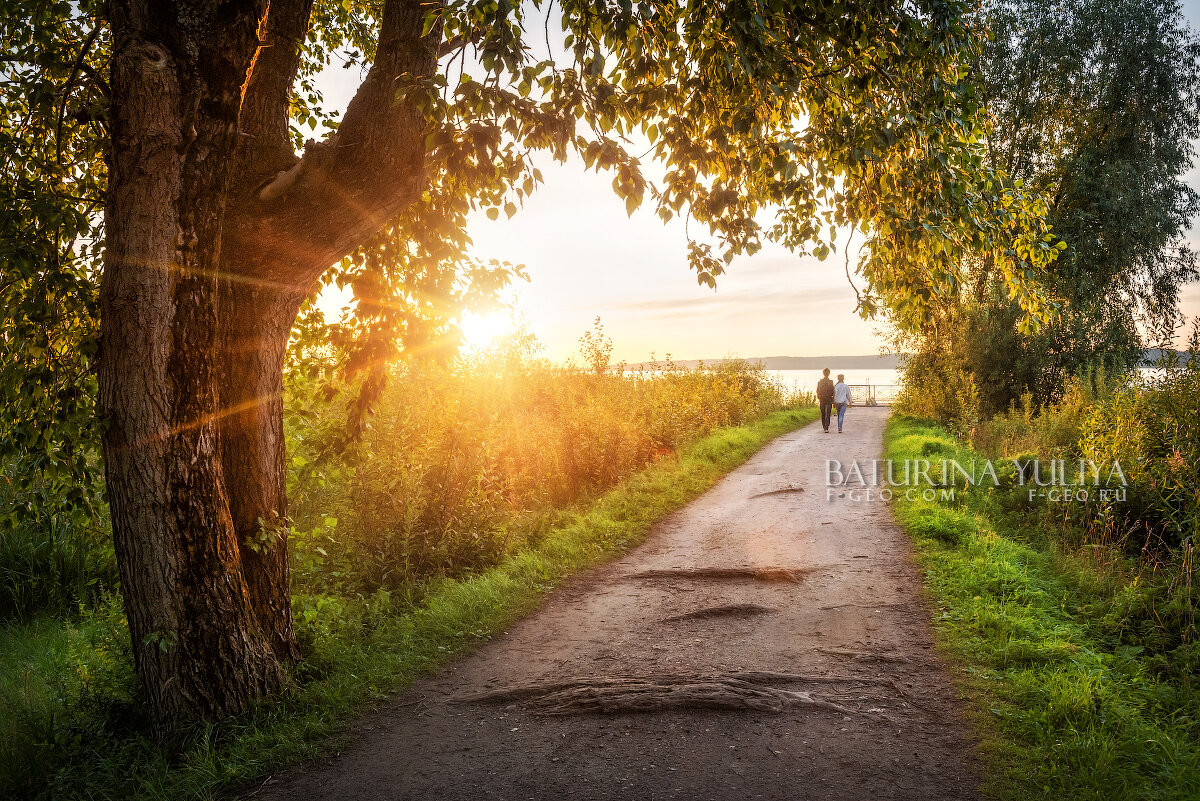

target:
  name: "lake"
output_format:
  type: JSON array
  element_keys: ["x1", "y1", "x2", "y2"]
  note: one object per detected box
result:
[
  {"x1": 765, "y1": 366, "x2": 1172, "y2": 400},
  {"x1": 766, "y1": 368, "x2": 904, "y2": 394}
]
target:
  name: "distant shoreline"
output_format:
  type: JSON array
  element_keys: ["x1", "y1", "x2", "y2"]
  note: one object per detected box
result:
[
  {"x1": 627, "y1": 355, "x2": 904, "y2": 370},
  {"x1": 626, "y1": 350, "x2": 1192, "y2": 371}
]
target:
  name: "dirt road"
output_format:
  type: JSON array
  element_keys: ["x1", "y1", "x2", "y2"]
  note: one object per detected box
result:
[{"x1": 257, "y1": 407, "x2": 979, "y2": 800}]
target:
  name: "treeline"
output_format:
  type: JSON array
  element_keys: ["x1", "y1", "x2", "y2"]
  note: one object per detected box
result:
[{"x1": 895, "y1": 0, "x2": 1200, "y2": 579}]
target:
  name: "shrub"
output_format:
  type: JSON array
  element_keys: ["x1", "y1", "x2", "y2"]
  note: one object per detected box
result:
[
  {"x1": 970, "y1": 368, "x2": 1114, "y2": 458},
  {"x1": 1079, "y1": 363, "x2": 1200, "y2": 553},
  {"x1": 894, "y1": 347, "x2": 980, "y2": 434}
]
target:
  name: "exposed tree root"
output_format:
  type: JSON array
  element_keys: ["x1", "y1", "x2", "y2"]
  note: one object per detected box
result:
[
  {"x1": 749, "y1": 485, "x2": 805, "y2": 499},
  {"x1": 818, "y1": 602, "x2": 909, "y2": 611},
  {"x1": 459, "y1": 673, "x2": 856, "y2": 716},
  {"x1": 456, "y1": 670, "x2": 930, "y2": 722},
  {"x1": 813, "y1": 647, "x2": 910, "y2": 663},
  {"x1": 629, "y1": 567, "x2": 814, "y2": 583},
  {"x1": 663, "y1": 603, "x2": 774, "y2": 622}
]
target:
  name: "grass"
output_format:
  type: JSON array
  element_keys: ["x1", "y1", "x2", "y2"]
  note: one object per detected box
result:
[
  {"x1": 886, "y1": 415, "x2": 1200, "y2": 800},
  {"x1": 1, "y1": 406, "x2": 816, "y2": 801}
]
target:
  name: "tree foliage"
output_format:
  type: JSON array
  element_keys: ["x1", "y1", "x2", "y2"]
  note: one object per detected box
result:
[
  {"x1": 290, "y1": 0, "x2": 1071, "y2": 420},
  {"x1": 0, "y1": 2, "x2": 108, "y2": 528},
  {"x1": 917, "y1": 0, "x2": 1200, "y2": 416},
  {"x1": 2, "y1": 0, "x2": 1067, "y2": 464}
]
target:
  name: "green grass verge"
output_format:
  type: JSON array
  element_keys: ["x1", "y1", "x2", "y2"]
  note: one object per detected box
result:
[
  {"x1": 885, "y1": 415, "x2": 1200, "y2": 801},
  {"x1": 1, "y1": 406, "x2": 817, "y2": 801}
]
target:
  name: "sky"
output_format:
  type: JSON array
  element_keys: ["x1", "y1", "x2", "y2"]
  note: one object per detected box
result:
[{"x1": 318, "y1": 1, "x2": 1200, "y2": 364}]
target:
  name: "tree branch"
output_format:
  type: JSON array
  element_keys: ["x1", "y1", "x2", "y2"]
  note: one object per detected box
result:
[
  {"x1": 222, "y1": 0, "x2": 443, "y2": 288},
  {"x1": 55, "y1": 23, "x2": 105, "y2": 165},
  {"x1": 329, "y1": 0, "x2": 440, "y2": 186},
  {"x1": 236, "y1": 0, "x2": 316, "y2": 178}
]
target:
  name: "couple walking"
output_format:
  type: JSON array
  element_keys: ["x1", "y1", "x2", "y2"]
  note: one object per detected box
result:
[{"x1": 816, "y1": 369, "x2": 852, "y2": 433}]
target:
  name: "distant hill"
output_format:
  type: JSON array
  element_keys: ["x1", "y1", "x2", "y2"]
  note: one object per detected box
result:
[
  {"x1": 627, "y1": 354, "x2": 904, "y2": 370},
  {"x1": 629, "y1": 349, "x2": 1193, "y2": 371},
  {"x1": 1139, "y1": 349, "x2": 1195, "y2": 366}
]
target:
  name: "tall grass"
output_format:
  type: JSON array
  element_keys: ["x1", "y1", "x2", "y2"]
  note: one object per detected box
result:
[
  {"x1": 1077, "y1": 365, "x2": 1200, "y2": 555},
  {"x1": 0, "y1": 468, "x2": 114, "y2": 621},
  {"x1": 967, "y1": 368, "x2": 1113, "y2": 460},
  {"x1": 961, "y1": 345, "x2": 1200, "y2": 691},
  {"x1": 887, "y1": 416, "x2": 1200, "y2": 800},
  {"x1": 920, "y1": 336, "x2": 1199, "y2": 563},
  {"x1": 285, "y1": 349, "x2": 800, "y2": 602}
]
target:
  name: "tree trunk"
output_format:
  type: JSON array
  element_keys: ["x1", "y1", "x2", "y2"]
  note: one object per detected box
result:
[
  {"x1": 101, "y1": 0, "x2": 438, "y2": 737},
  {"x1": 101, "y1": 2, "x2": 284, "y2": 738},
  {"x1": 219, "y1": 281, "x2": 306, "y2": 663}
]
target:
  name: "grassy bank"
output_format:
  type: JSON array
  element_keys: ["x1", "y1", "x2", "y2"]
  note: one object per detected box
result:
[
  {"x1": 886, "y1": 416, "x2": 1200, "y2": 800},
  {"x1": 2, "y1": 406, "x2": 816, "y2": 800}
]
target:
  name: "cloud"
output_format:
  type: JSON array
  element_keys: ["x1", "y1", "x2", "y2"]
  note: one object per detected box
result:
[{"x1": 593, "y1": 286, "x2": 859, "y2": 319}]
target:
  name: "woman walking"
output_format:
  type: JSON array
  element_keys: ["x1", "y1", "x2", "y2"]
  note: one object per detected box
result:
[{"x1": 833, "y1": 374, "x2": 853, "y2": 433}]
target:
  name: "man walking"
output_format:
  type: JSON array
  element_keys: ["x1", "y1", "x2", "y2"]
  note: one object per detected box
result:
[
  {"x1": 816, "y1": 368, "x2": 835, "y2": 433},
  {"x1": 833, "y1": 374, "x2": 853, "y2": 433}
]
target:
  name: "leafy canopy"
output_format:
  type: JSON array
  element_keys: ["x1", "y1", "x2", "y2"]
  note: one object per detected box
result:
[
  {"x1": 1, "y1": 0, "x2": 1063, "y2": 508},
  {"x1": 1, "y1": 1, "x2": 107, "y2": 527}
]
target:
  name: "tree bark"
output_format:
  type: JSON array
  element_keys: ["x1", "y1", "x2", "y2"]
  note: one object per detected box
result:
[
  {"x1": 101, "y1": 0, "x2": 440, "y2": 737},
  {"x1": 215, "y1": 0, "x2": 439, "y2": 664},
  {"x1": 218, "y1": 281, "x2": 305, "y2": 663},
  {"x1": 102, "y1": 0, "x2": 284, "y2": 737}
]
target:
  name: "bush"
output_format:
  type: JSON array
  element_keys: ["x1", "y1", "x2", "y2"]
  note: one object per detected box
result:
[
  {"x1": 1078, "y1": 362, "x2": 1200, "y2": 552},
  {"x1": 969, "y1": 369, "x2": 1114, "y2": 459},
  {"x1": 894, "y1": 347, "x2": 980, "y2": 434}
]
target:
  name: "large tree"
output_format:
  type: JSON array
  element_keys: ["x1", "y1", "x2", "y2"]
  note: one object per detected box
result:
[
  {"x1": 963, "y1": 0, "x2": 1200, "y2": 413},
  {"x1": 2, "y1": 0, "x2": 1062, "y2": 737}
]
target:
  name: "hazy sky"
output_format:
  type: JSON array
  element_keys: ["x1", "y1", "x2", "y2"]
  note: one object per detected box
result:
[{"x1": 319, "y1": 1, "x2": 1200, "y2": 364}]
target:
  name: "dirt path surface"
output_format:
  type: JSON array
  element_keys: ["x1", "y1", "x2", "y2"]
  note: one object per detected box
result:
[{"x1": 257, "y1": 408, "x2": 980, "y2": 800}]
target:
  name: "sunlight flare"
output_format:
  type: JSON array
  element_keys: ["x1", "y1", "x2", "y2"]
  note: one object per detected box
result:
[{"x1": 459, "y1": 311, "x2": 511, "y2": 350}]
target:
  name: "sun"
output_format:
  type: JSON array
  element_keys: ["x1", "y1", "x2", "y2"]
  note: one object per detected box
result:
[{"x1": 459, "y1": 311, "x2": 510, "y2": 350}]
